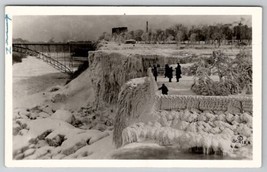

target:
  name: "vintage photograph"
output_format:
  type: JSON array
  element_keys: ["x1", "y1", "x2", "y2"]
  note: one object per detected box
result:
[{"x1": 5, "y1": 6, "x2": 262, "y2": 167}]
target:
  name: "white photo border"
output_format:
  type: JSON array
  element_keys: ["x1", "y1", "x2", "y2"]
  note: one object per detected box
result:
[{"x1": 5, "y1": 6, "x2": 262, "y2": 168}]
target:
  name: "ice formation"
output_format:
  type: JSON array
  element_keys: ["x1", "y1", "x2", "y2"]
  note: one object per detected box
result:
[
  {"x1": 121, "y1": 109, "x2": 253, "y2": 159},
  {"x1": 113, "y1": 68, "x2": 158, "y2": 148},
  {"x1": 114, "y1": 68, "x2": 253, "y2": 159}
]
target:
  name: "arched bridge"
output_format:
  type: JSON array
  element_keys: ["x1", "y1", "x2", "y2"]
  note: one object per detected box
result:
[{"x1": 13, "y1": 42, "x2": 94, "y2": 74}]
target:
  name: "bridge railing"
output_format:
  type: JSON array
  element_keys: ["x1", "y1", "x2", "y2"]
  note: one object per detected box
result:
[{"x1": 13, "y1": 45, "x2": 73, "y2": 74}]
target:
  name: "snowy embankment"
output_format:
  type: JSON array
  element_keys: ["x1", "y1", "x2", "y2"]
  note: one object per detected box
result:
[
  {"x1": 13, "y1": 116, "x2": 111, "y2": 159},
  {"x1": 12, "y1": 56, "x2": 116, "y2": 159}
]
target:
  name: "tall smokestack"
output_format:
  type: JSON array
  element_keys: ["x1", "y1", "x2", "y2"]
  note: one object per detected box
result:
[{"x1": 146, "y1": 21, "x2": 148, "y2": 33}]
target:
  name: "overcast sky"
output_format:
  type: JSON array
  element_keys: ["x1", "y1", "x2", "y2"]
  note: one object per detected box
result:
[{"x1": 13, "y1": 15, "x2": 251, "y2": 42}]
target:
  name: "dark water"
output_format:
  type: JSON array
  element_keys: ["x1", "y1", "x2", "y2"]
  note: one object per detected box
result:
[{"x1": 111, "y1": 146, "x2": 241, "y2": 160}]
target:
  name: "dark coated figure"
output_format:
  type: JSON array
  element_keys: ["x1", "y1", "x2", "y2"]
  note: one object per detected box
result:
[
  {"x1": 175, "y1": 63, "x2": 182, "y2": 82},
  {"x1": 164, "y1": 64, "x2": 169, "y2": 78},
  {"x1": 158, "y1": 84, "x2": 169, "y2": 95},
  {"x1": 152, "y1": 65, "x2": 158, "y2": 81}
]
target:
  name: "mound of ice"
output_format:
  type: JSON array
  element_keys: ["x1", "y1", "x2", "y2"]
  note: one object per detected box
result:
[
  {"x1": 113, "y1": 68, "x2": 157, "y2": 148},
  {"x1": 51, "y1": 109, "x2": 74, "y2": 124}
]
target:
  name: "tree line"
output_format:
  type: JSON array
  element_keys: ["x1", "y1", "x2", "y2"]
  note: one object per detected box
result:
[{"x1": 99, "y1": 21, "x2": 252, "y2": 47}]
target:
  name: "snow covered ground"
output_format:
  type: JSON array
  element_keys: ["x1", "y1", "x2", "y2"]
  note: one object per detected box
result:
[
  {"x1": 156, "y1": 75, "x2": 196, "y2": 95},
  {"x1": 12, "y1": 56, "x2": 116, "y2": 160}
]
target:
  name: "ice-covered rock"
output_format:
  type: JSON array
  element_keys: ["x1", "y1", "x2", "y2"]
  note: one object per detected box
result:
[
  {"x1": 233, "y1": 114, "x2": 241, "y2": 123},
  {"x1": 240, "y1": 112, "x2": 252, "y2": 124},
  {"x1": 204, "y1": 112, "x2": 215, "y2": 120},
  {"x1": 159, "y1": 115, "x2": 169, "y2": 127},
  {"x1": 94, "y1": 123, "x2": 107, "y2": 132},
  {"x1": 46, "y1": 134, "x2": 65, "y2": 147},
  {"x1": 36, "y1": 140, "x2": 49, "y2": 148},
  {"x1": 217, "y1": 113, "x2": 226, "y2": 122},
  {"x1": 60, "y1": 130, "x2": 109, "y2": 156},
  {"x1": 39, "y1": 112, "x2": 50, "y2": 118},
  {"x1": 14, "y1": 153, "x2": 24, "y2": 160},
  {"x1": 225, "y1": 112, "x2": 234, "y2": 123},
  {"x1": 236, "y1": 124, "x2": 252, "y2": 137},
  {"x1": 24, "y1": 148, "x2": 36, "y2": 157},
  {"x1": 18, "y1": 108, "x2": 30, "y2": 118},
  {"x1": 186, "y1": 122, "x2": 197, "y2": 132},
  {"x1": 28, "y1": 146, "x2": 53, "y2": 159},
  {"x1": 19, "y1": 129, "x2": 29, "y2": 135},
  {"x1": 197, "y1": 113, "x2": 207, "y2": 122},
  {"x1": 173, "y1": 121, "x2": 189, "y2": 130},
  {"x1": 51, "y1": 109, "x2": 74, "y2": 124}
]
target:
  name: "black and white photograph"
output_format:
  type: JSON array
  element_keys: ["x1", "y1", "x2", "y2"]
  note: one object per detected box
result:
[{"x1": 5, "y1": 6, "x2": 262, "y2": 167}]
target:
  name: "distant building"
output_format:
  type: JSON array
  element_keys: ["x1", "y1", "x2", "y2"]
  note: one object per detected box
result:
[{"x1": 112, "y1": 27, "x2": 128, "y2": 35}]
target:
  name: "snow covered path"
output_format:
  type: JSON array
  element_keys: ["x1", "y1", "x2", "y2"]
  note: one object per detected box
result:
[{"x1": 156, "y1": 76, "x2": 196, "y2": 95}]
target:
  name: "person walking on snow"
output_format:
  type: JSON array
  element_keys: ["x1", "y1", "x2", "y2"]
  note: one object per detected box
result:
[
  {"x1": 175, "y1": 63, "x2": 182, "y2": 82},
  {"x1": 158, "y1": 84, "x2": 169, "y2": 95},
  {"x1": 152, "y1": 65, "x2": 158, "y2": 81}
]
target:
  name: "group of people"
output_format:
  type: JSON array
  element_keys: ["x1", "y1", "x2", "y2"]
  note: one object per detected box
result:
[
  {"x1": 152, "y1": 63, "x2": 182, "y2": 95},
  {"x1": 152, "y1": 63, "x2": 182, "y2": 83},
  {"x1": 164, "y1": 63, "x2": 182, "y2": 82}
]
